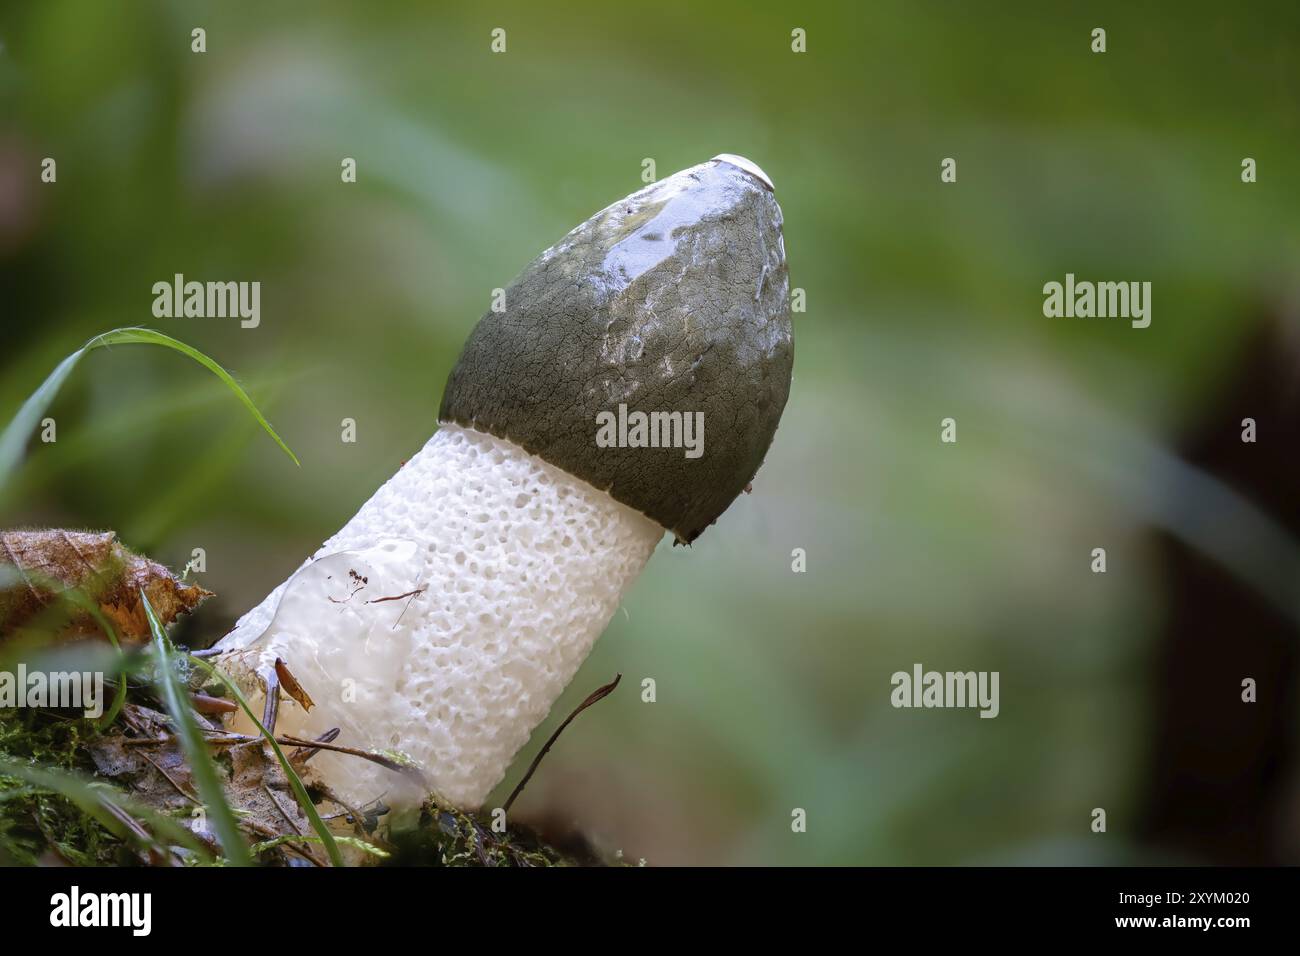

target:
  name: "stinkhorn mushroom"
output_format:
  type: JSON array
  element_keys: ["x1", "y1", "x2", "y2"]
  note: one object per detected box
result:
[{"x1": 212, "y1": 154, "x2": 793, "y2": 812}]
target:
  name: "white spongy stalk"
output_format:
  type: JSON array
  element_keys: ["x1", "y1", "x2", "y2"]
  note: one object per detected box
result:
[{"x1": 212, "y1": 424, "x2": 662, "y2": 810}]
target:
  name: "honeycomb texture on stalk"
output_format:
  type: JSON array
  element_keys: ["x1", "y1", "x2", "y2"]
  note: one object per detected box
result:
[{"x1": 215, "y1": 424, "x2": 662, "y2": 809}]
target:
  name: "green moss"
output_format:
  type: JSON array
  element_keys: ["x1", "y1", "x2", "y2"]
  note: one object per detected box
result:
[
  {"x1": 383, "y1": 799, "x2": 600, "y2": 867},
  {"x1": 0, "y1": 710, "x2": 127, "y2": 866},
  {"x1": 0, "y1": 708, "x2": 610, "y2": 868}
]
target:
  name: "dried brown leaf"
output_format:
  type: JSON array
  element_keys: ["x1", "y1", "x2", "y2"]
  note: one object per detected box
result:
[
  {"x1": 0, "y1": 529, "x2": 211, "y2": 644},
  {"x1": 274, "y1": 657, "x2": 315, "y2": 712}
]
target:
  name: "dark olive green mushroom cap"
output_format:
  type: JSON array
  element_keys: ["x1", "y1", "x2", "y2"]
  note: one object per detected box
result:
[{"x1": 438, "y1": 155, "x2": 793, "y2": 544}]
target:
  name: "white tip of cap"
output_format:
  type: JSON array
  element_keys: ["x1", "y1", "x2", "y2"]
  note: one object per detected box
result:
[{"x1": 712, "y1": 153, "x2": 774, "y2": 191}]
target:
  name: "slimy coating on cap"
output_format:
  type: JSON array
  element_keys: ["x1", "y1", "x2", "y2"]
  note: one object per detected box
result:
[
  {"x1": 216, "y1": 425, "x2": 661, "y2": 809},
  {"x1": 440, "y1": 156, "x2": 793, "y2": 544}
]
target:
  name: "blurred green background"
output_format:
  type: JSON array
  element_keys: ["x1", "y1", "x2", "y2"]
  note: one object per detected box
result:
[{"x1": 2, "y1": 1, "x2": 1298, "y2": 864}]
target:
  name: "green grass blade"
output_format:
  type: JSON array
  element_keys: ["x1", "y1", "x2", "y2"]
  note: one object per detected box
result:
[
  {"x1": 88, "y1": 328, "x2": 299, "y2": 466},
  {"x1": 47, "y1": 584, "x2": 129, "y2": 730},
  {"x1": 0, "y1": 326, "x2": 299, "y2": 490},
  {"x1": 141, "y1": 591, "x2": 251, "y2": 866},
  {"x1": 0, "y1": 759, "x2": 213, "y2": 863},
  {"x1": 0, "y1": 350, "x2": 84, "y2": 491},
  {"x1": 189, "y1": 657, "x2": 345, "y2": 867}
]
